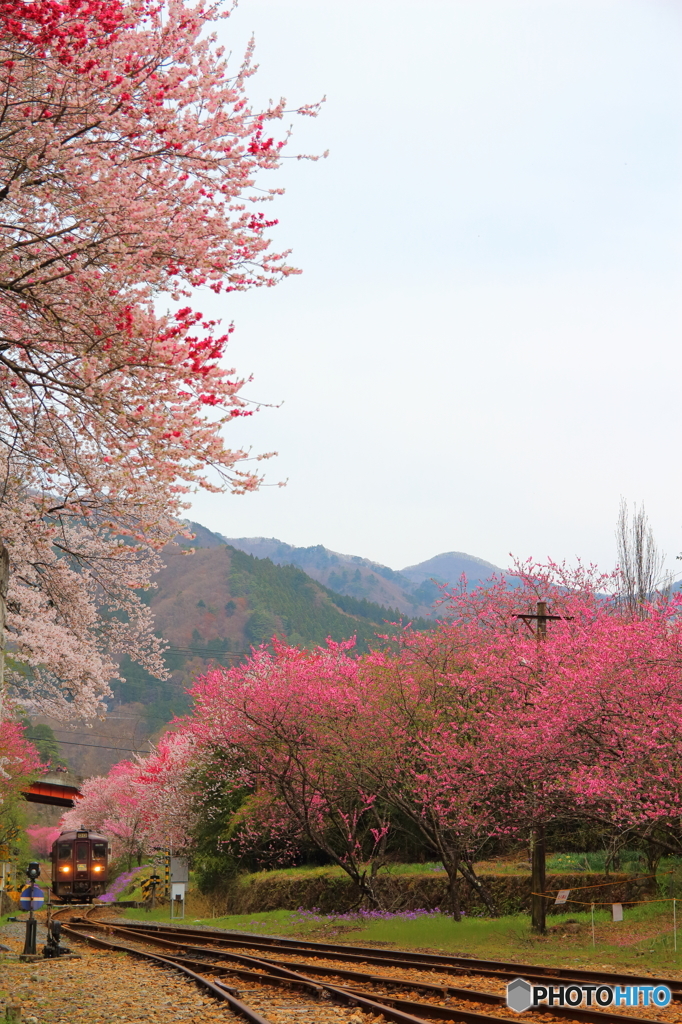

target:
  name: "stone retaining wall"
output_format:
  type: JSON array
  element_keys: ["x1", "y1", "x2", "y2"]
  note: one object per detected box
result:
[{"x1": 222, "y1": 870, "x2": 657, "y2": 917}]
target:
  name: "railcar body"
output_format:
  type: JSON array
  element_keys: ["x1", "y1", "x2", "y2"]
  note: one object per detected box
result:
[{"x1": 50, "y1": 829, "x2": 111, "y2": 902}]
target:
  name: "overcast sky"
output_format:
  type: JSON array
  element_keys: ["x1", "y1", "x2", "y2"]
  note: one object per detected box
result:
[{"x1": 187, "y1": 0, "x2": 682, "y2": 576}]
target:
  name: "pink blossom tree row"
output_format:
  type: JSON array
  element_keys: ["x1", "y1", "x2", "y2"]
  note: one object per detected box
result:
[
  {"x1": 68, "y1": 561, "x2": 682, "y2": 917},
  {"x1": 183, "y1": 562, "x2": 682, "y2": 917}
]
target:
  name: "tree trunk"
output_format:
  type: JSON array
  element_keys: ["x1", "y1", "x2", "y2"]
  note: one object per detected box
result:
[
  {"x1": 370, "y1": 823, "x2": 389, "y2": 880},
  {"x1": 311, "y1": 839, "x2": 385, "y2": 909},
  {"x1": 645, "y1": 838, "x2": 663, "y2": 881},
  {"x1": 0, "y1": 542, "x2": 9, "y2": 723},
  {"x1": 459, "y1": 857, "x2": 499, "y2": 917},
  {"x1": 530, "y1": 825, "x2": 546, "y2": 934},
  {"x1": 442, "y1": 853, "x2": 461, "y2": 921},
  {"x1": 604, "y1": 837, "x2": 622, "y2": 875}
]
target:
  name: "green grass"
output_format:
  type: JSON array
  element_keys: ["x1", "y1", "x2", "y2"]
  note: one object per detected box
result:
[
  {"x1": 475, "y1": 850, "x2": 653, "y2": 875},
  {"x1": 200, "y1": 853, "x2": 682, "y2": 885},
  {"x1": 237, "y1": 862, "x2": 448, "y2": 884},
  {"x1": 109, "y1": 851, "x2": 682, "y2": 975},
  {"x1": 119, "y1": 899, "x2": 682, "y2": 973}
]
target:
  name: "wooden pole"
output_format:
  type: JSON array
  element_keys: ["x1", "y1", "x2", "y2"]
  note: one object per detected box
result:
[
  {"x1": 536, "y1": 600, "x2": 547, "y2": 640},
  {"x1": 531, "y1": 822, "x2": 546, "y2": 934},
  {"x1": 532, "y1": 601, "x2": 547, "y2": 933},
  {"x1": 514, "y1": 599, "x2": 568, "y2": 935},
  {"x1": 591, "y1": 903, "x2": 596, "y2": 947},
  {"x1": 674, "y1": 898, "x2": 677, "y2": 953}
]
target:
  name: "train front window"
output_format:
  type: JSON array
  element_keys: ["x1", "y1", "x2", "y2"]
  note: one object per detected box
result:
[
  {"x1": 57, "y1": 841, "x2": 72, "y2": 872},
  {"x1": 76, "y1": 841, "x2": 88, "y2": 872},
  {"x1": 92, "y1": 842, "x2": 106, "y2": 860}
]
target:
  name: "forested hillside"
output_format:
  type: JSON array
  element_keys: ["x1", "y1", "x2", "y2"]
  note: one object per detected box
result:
[
  {"x1": 38, "y1": 534, "x2": 437, "y2": 777},
  {"x1": 112, "y1": 542, "x2": 432, "y2": 731},
  {"x1": 219, "y1": 530, "x2": 502, "y2": 613}
]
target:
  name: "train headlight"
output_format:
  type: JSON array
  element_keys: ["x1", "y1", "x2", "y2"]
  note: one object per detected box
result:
[
  {"x1": 93, "y1": 866, "x2": 102, "y2": 872},
  {"x1": 59, "y1": 866, "x2": 70, "y2": 873}
]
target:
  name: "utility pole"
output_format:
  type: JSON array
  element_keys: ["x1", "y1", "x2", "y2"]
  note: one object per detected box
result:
[
  {"x1": 513, "y1": 600, "x2": 567, "y2": 935},
  {"x1": 0, "y1": 542, "x2": 9, "y2": 724}
]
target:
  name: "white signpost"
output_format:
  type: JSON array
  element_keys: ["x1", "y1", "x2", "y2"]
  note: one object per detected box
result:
[
  {"x1": 171, "y1": 882, "x2": 186, "y2": 919},
  {"x1": 170, "y1": 859, "x2": 189, "y2": 920}
]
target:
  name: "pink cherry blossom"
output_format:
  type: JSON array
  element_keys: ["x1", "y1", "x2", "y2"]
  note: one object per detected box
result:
[{"x1": 0, "y1": 0, "x2": 322, "y2": 718}]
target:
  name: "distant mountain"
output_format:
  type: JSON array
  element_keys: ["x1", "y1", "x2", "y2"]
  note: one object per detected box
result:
[
  {"x1": 215, "y1": 529, "x2": 502, "y2": 615},
  {"x1": 400, "y1": 551, "x2": 501, "y2": 586},
  {"x1": 217, "y1": 533, "x2": 430, "y2": 616}
]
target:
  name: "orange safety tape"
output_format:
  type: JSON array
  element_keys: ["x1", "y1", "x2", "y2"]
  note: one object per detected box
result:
[
  {"x1": 532, "y1": 892, "x2": 677, "y2": 906},
  {"x1": 539, "y1": 871, "x2": 673, "y2": 894}
]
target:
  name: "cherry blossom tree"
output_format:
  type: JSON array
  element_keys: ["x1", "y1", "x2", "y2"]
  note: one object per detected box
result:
[
  {"x1": 185, "y1": 560, "x2": 682, "y2": 920},
  {"x1": 428, "y1": 561, "x2": 682, "y2": 917},
  {"x1": 0, "y1": 0, "x2": 320, "y2": 499},
  {"x1": 534, "y1": 603, "x2": 682, "y2": 874},
  {"x1": 0, "y1": 718, "x2": 41, "y2": 846},
  {"x1": 346, "y1": 632, "x2": 503, "y2": 919},
  {"x1": 61, "y1": 730, "x2": 197, "y2": 864},
  {"x1": 134, "y1": 729, "x2": 198, "y2": 852},
  {"x1": 0, "y1": 0, "x2": 322, "y2": 718},
  {"x1": 61, "y1": 762, "x2": 147, "y2": 867},
  {"x1": 1, "y1": 0, "x2": 125, "y2": 56},
  {"x1": 189, "y1": 640, "x2": 395, "y2": 907},
  {"x1": 26, "y1": 823, "x2": 61, "y2": 857},
  {"x1": 0, "y1": 489, "x2": 167, "y2": 720},
  {"x1": 72, "y1": 553, "x2": 682, "y2": 922}
]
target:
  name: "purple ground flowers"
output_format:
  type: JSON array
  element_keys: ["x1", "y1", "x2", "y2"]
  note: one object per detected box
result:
[
  {"x1": 99, "y1": 865, "x2": 146, "y2": 903},
  {"x1": 291, "y1": 907, "x2": 447, "y2": 923}
]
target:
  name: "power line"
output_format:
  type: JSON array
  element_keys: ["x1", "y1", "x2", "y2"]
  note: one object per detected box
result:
[
  {"x1": 48, "y1": 739, "x2": 151, "y2": 753},
  {"x1": 52, "y1": 730, "x2": 146, "y2": 744},
  {"x1": 164, "y1": 646, "x2": 245, "y2": 656}
]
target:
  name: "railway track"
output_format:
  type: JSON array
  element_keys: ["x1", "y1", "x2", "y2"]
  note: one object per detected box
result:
[
  {"x1": 52, "y1": 910, "x2": 682, "y2": 1024},
  {"x1": 103, "y1": 920, "x2": 682, "y2": 998}
]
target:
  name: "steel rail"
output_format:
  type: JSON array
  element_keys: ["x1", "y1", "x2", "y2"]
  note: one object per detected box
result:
[
  {"x1": 61, "y1": 919, "x2": 438, "y2": 1024},
  {"x1": 109, "y1": 919, "x2": 682, "y2": 999},
  {"x1": 68, "y1": 916, "x2": 671, "y2": 1024},
  {"x1": 60, "y1": 919, "x2": 274, "y2": 1024}
]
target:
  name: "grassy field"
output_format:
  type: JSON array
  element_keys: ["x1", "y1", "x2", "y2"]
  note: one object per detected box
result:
[
  {"x1": 198, "y1": 850, "x2": 681, "y2": 885},
  {"x1": 121, "y1": 899, "x2": 682, "y2": 975},
  {"x1": 105, "y1": 851, "x2": 682, "y2": 975}
]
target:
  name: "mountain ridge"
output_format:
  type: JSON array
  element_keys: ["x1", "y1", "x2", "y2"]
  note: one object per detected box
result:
[{"x1": 210, "y1": 529, "x2": 502, "y2": 614}]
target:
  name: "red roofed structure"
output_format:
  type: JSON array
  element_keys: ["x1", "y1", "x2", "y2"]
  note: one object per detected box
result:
[{"x1": 22, "y1": 779, "x2": 81, "y2": 808}]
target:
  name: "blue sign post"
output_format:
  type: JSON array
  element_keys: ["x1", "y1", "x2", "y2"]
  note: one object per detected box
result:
[
  {"x1": 19, "y1": 884, "x2": 44, "y2": 912},
  {"x1": 20, "y1": 874, "x2": 43, "y2": 955}
]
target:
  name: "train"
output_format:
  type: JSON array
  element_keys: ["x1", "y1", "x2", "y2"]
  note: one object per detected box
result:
[{"x1": 50, "y1": 828, "x2": 111, "y2": 902}]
